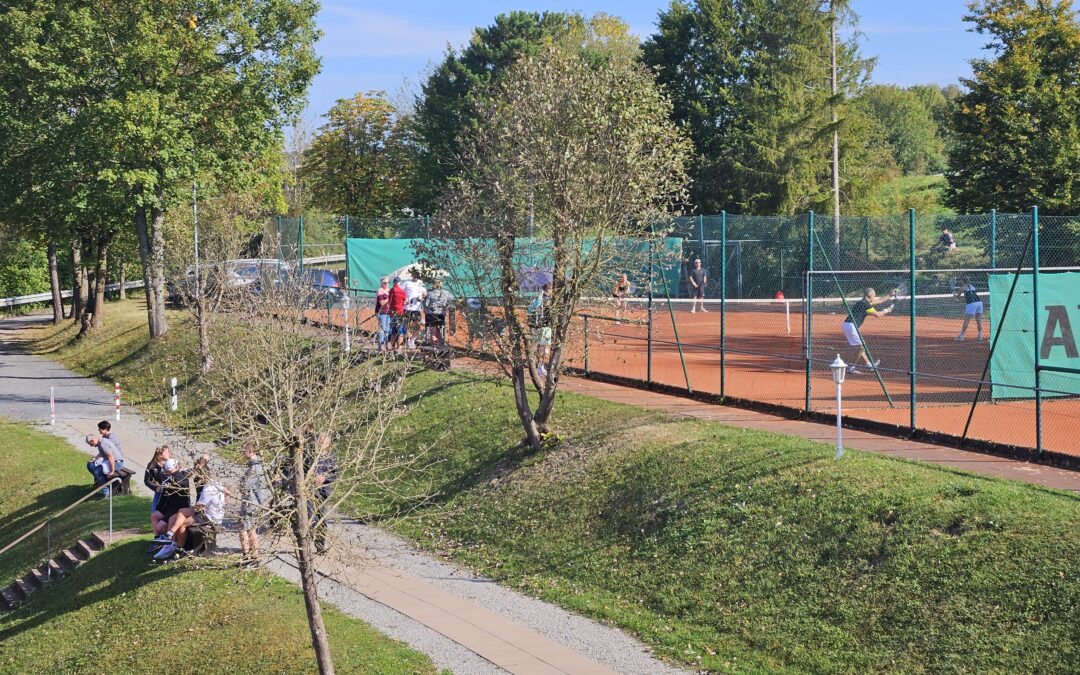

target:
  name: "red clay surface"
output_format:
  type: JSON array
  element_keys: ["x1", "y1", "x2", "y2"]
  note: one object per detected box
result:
[{"x1": 308, "y1": 302, "x2": 1080, "y2": 457}]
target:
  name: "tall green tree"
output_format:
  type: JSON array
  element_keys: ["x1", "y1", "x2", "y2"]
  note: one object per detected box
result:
[
  {"x1": 299, "y1": 91, "x2": 416, "y2": 222},
  {"x1": 948, "y1": 0, "x2": 1080, "y2": 214},
  {"x1": 643, "y1": 0, "x2": 878, "y2": 215},
  {"x1": 0, "y1": 0, "x2": 320, "y2": 339},
  {"x1": 413, "y1": 11, "x2": 639, "y2": 210},
  {"x1": 860, "y1": 85, "x2": 946, "y2": 175}
]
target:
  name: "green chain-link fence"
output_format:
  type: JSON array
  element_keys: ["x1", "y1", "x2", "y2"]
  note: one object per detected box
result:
[{"x1": 274, "y1": 209, "x2": 1080, "y2": 461}]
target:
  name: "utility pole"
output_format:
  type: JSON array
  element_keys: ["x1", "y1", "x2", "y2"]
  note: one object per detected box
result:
[{"x1": 830, "y1": 0, "x2": 841, "y2": 262}]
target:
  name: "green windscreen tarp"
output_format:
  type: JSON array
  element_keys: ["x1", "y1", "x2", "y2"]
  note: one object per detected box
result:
[
  {"x1": 989, "y1": 271, "x2": 1080, "y2": 400},
  {"x1": 345, "y1": 237, "x2": 685, "y2": 298}
]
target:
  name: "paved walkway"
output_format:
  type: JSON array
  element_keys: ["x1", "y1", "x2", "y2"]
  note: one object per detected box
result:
[
  {"x1": 455, "y1": 358, "x2": 1080, "y2": 493},
  {"x1": 0, "y1": 314, "x2": 686, "y2": 675}
]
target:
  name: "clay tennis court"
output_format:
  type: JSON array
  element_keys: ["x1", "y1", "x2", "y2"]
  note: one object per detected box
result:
[
  {"x1": 310, "y1": 299, "x2": 1079, "y2": 457},
  {"x1": 561, "y1": 301, "x2": 1080, "y2": 457}
]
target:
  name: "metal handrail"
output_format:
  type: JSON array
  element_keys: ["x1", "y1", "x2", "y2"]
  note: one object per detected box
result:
[
  {"x1": 0, "y1": 280, "x2": 144, "y2": 308},
  {"x1": 0, "y1": 477, "x2": 122, "y2": 577}
]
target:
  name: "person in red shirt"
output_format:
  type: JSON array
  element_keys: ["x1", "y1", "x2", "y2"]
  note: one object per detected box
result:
[{"x1": 388, "y1": 277, "x2": 407, "y2": 351}]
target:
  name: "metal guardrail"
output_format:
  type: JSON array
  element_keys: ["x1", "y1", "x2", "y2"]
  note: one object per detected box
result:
[
  {"x1": 0, "y1": 281, "x2": 145, "y2": 308},
  {"x1": 0, "y1": 476, "x2": 122, "y2": 579}
]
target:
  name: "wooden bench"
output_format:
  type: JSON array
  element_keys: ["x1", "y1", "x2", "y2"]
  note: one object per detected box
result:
[{"x1": 105, "y1": 467, "x2": 137, "y2": 495}]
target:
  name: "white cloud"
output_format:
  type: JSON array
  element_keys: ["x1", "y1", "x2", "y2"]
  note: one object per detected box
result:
[{"x1": 317, "y1": 4, "x2": 473, "y2": 58}]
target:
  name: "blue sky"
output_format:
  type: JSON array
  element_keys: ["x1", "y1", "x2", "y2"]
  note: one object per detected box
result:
[{"x1": 303, "y1": 1, "x2": 988, "y2": 123}]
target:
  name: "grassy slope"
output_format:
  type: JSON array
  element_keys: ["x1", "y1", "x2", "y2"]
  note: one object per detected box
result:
[
  {"x1": 0, "y1": 420, "x2": 439, "y2": 675},
  {"x1": 380, "y1": 371, "x2": 1079, "y2": 673},
  {"x1": 23, "y1": 300, "x2": 1080, "y2": 673},
  {"x1": 0, "y1": 419, "x2": 146, "y2": 587}
]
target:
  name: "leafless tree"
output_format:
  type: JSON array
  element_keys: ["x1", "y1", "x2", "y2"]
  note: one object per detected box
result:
[
  {"x1": 415, "y1": 46, "x2": 690, "y2": 454},
  {"x1": 202, "y1": 275, "x2": 423, "y2": 675}
]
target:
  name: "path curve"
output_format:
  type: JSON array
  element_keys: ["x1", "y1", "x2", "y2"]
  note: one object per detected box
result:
[{"x1": 0, "y1": 313, "x2": 692, "y2": 675}]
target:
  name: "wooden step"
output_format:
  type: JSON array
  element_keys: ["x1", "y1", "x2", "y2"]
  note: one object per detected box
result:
[
  {"x1": 71, "y1": 540, "x2": 95, "y2": 562},
  {"x1": 0, "y1": 586, "x2": 20, "y2": 610},
  {"x1": 54, "y1": 549, "x2": 81, "y2": 572},
  {"x1": 11, "y1": 578, "x2": 33, "y2": 601},
  {"x1": 24, "y1": 567, "x2": 49, "y2": 589}
]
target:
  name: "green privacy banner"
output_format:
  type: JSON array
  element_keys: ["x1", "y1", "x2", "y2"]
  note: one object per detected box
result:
[
  {"x1": 345, "y1": 237, "x2": 684, "y2": 298},
  {"x1": 989, "y1": 271, "x2": 1080, "y2": 400}
]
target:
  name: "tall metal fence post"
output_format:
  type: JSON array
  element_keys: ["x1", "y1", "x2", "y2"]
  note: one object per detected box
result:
[
  {"x1": 698, "y1": 214, "x2": 705, "y2": 265},
  {"x1": 720, "y1": 211, "x2": 727, "y2": 400},
  {"x1": 990, "y1": 209, "x2": 997, "y2": 270},
  {"x1": 298, "y1": 215, "x2": 305, "y2": 271},
  {"x1": 584, "y1": 316, "x2": 590, "y2": 376},
  {"x1": 909, "y1": 208, "x2": 917, "y2": 433},
  {"x1": 863, "y1": 217, "x2": 870, "y2": 259},
  {"x1": 647, "y1": 238, "x2": 653, "y2": 385},
  {"x1": 1032, "y1": 205, "x2": 1042, "y2": 455},
  {"x1": 805, "y1": 211, "x2": 815, "y2": 414},
  {"x1": 345, "y1": 214, "x2": 350, "y2": 240}
]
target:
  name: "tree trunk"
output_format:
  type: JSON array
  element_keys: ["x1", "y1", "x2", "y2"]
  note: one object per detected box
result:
[
  {"x1": 71, "y1": 238, "x2": 85, "y2": 322},
  {"x1": 511, "y1": 365, "x2": 544, "y2": 453},
  {"x1": 119, "y1": 258, "x2": 126, "y2": 300},
  {"x1": 91, "y1": 234, "x2": 110, "y2": 328},
  {"x1": 48, "y1": 243, "x2": 63, "y2": 324},
  {"x1": 830, "y1": 2, "x2": 841, "y2": 261},
  {"x1": 291, "y1": 446, "x2": 336, "y2": 675},
  {"x1": 135, "y1": 203, "x2": 169, "y2": 337}
]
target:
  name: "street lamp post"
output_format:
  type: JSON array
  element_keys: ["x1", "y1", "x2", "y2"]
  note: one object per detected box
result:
[{"x1": 830, "y1": 354, "x2": 847, "y2": 459}]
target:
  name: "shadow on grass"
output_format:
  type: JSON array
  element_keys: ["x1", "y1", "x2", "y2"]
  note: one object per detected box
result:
[{"x1": 0, "y1": 539, "x2": 187, "y2": 642}]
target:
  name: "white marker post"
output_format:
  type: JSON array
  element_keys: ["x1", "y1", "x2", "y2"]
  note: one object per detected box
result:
[
  {"x1": 343, "y1": 294, "x2": 352, "y2": 353},
  {"x1": 114, "y1": 382, "x2": 121, "y2": 420},
  {"x1": 171, "y1": 377, "x2": 178, "y2": 411},
  {"x1": 49, "y1": 386, "x2": 55, "y2": 425}
]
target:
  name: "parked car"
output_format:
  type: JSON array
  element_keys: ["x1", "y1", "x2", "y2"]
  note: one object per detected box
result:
[
  {"x1": 289, "y1": 267, "x2": 345, "y2": 307},
  {"x1": 167, "y1": 259, "x2": 288, "y2": 304}
]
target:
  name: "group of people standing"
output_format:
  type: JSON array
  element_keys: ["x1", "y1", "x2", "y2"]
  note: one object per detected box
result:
[{"x1": 373, "y1": 276, "x2": 455, "y2": 351}]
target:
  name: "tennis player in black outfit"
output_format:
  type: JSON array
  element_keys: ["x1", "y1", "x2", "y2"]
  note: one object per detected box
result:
[{"x1": 840, "y1": 288, "x2": 895, "y2": 374}]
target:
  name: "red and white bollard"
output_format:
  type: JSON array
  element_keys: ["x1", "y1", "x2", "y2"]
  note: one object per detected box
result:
[{"x1": 114, "y1": 382, "x2": 121, "y2": 420}]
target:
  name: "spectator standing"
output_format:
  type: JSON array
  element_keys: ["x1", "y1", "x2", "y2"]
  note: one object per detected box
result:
[
  {"x1": 402, "y1": 277, "x2": 425, "y2": 348},
  {"x1": 612, "y1": 273, "x2": 631, "y2": 324},
  {"x1": 374, "y1": 277, "x2": 391, "y2": 351},
  {"x1": 528, "y1": 284, "x2": 552, "y2": 379},
  {"x1": 424, "y1": 279, "x2": 455, "y2": 346},
  {"x1": 688, "y1": 259, "x2": 707, "y2": 313},
  {"x1": 388, "y1": 277, "x2": 407, "y2": 351},
  {"x1": 239, "y1": 442, "x2": 271, "y2": 567},
  {"x1": 310, "y1": 432, "x2": 338, "y2": 555}
]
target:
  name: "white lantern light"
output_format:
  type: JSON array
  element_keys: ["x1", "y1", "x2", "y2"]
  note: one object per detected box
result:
[{"x1": 830, "y1": 354, "x2": 846, "y2": 458}]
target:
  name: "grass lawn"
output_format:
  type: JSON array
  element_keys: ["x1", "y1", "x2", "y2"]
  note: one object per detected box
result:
[
  {"x1": 376, "y1": 370, "x2": 1080, "y2": 673},
  {"x1": 23, "y1": 298, "x2": 1080, "y2": 673},
  {"x1": 0, "y1": 419, "x2": 146, "y2": 587},
  {"x1": 0, "y1": 419, "x2": 440, "y2": 675}
]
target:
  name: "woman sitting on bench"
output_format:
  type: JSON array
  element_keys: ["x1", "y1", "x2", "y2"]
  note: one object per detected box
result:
[{"x1": 153, "y1": 457, "x2": 225, "y2": 561}]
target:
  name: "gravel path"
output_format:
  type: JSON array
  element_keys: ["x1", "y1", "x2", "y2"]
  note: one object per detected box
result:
[{"x1": 1, "y1": 313, "x2": 692, "y2": 675}]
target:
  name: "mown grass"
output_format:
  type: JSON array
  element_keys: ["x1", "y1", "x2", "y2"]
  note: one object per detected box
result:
[
  {"x1": 0, "y1": 419, "x2": 440, "y2": 675},
  {"x1": 25, "y1": 299, "x2": 1080, "y2": 673},
  {"x1": 0, "y1": 419, "x2": 146, "y2": 587},
  {"x1": 375, "y1": 370, "x2": 1080, "y2": 673}
]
